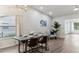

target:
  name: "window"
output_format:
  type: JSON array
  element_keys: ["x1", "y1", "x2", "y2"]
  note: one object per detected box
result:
[
  {"x1": 0, "y1": 16, "x2": 16, "y2": 37},
  {"x1": 74, "y1": 22, "x2": 79, "y2": 30}
]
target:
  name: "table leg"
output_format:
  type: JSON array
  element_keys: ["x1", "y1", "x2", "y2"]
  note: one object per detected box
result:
[{"x1": 18, "y1": 41, "x2": 21, "y2": 53}]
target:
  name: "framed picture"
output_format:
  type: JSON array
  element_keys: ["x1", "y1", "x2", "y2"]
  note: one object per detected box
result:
[{"x1": 40, "y1": 20, "x2": 47, "y2": 27}]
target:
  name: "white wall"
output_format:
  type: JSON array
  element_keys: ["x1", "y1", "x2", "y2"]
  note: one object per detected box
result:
[
  {"x1": 21, "y1": 7, "x2": 52, "y2": 35},
  {"x1": 65, "y1": 20, "x2": 71, "y2": 34},
  {"x1": 52, "y1": 14, "x2": 79, "y2": 38}
]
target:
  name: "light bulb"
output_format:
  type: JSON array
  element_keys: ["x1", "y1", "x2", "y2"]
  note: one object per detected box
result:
[
  {"x1": 49, "y1": 11, "x2": 53, "y2": 15},
  {"x1": 74, "y1": 8, "x2": 78, "y2": 11},
  {"x1": 40, "y1": 6, "x2": 44, "y2": 10}
]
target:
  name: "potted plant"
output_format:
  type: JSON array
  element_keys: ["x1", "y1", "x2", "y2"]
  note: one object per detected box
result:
[{"x1": 52, "y1": 21, "x2": 61, "y2": 38}]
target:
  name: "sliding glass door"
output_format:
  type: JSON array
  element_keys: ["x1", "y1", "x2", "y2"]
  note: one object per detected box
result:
[{"x1": 65, "y1": 19, "x2": 79, "y2": 34}]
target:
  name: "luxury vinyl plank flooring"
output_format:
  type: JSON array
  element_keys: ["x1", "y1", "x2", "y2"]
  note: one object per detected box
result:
[{"x1": 0, "y1": 34, "x2": 79, "y2": 53}]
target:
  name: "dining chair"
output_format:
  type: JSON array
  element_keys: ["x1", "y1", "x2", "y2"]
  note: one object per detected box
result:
[
  {"x1": 38, "y1": 36, "x2": 48, "y2": 52},
  {"x1": 27, "y1": 38, "x2": 39, "y2": 52}
]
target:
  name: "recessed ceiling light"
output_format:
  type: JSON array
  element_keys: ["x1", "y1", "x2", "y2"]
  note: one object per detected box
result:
[
  {"x1": 49, "y1": 11, "x2": 53, "y2": 15},
  {"x1": 25, "y1": 7, "x2": 27, "y2": 10},
  {"x1": 18, "y1": 8, "x2": 22, "y2": 11},
  {"x1": 74, "y1": 8, "x2": 78, "y2": 11},
  {"x1": 40, "y1": 6, "x2": 44, "y2": 9},
  {"x1": 73, "y1": 5, "x2": 79, "y2": 11}
]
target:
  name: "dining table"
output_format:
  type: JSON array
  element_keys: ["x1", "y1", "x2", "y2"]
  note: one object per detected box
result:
[{"x1": 12, "y1": 34, "x2": 47, "y2": 53}]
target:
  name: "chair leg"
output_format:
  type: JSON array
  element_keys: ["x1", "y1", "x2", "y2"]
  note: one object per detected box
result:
[
  {"x1": 42, "y1": 46, "x2": 44, "y2": 53},
  {"x1": 55, "y1": 37, "x2": 57, "y2": 39}
]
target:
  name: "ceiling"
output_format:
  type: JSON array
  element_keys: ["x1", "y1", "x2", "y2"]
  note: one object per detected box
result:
[
  {"x1": 30, "y1": 5, "x2": 79, "y2": 17},
  {"x1": 0, "y1": 5, "x2": 79, "y2": 18}
]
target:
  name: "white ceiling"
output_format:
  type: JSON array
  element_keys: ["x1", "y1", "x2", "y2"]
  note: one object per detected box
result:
[
  {"x1": 0, "y1": 5, "x2": 79, "y2": 18},
  {"x1": 30, "y1": 5, "x2": 79, "y2": 17}
]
